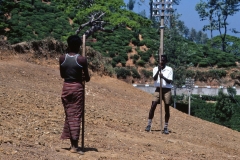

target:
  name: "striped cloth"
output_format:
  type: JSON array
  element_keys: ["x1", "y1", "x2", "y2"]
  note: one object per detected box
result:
[{"x1": 60, "y1": 82, "x2": 84, "y2": 140}]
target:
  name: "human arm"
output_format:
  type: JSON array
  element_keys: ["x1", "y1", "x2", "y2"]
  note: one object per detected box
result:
[
  {"x1": 83, "y1": 58, "x2": 90, "y2": 82},
  {"x1": 153, "y1": 65, "x2": 173, "y2": 84},
  {"x1": 153, "y1": 65, "x2": 160, "y2": 81},
  {"x1": 59, "y1": 55, "x2": 65, "y2": 78},
  {"x1": 77, "y1": 56, "x2": 90, "y2": 82},
  {"x1": 160, "y1": 73, "x2": 172, "y2": 84},
  {"x1": 160, "y1": 67, "x2": 173, "y2": 84}
]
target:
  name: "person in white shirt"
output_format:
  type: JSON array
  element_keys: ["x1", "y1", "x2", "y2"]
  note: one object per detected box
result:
[{"x1": 145, "y1": 55, "x2": 173, "y2": 134}]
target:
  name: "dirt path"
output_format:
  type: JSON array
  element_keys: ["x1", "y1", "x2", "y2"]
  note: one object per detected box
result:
[{"x1": 1, "y1": 56, "x2": 240, "y2": 159}]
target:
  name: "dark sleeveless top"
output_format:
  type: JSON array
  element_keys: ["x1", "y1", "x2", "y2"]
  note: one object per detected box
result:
[{"x1": 60, "y1": 54, "x2": 83, "y2": 82}]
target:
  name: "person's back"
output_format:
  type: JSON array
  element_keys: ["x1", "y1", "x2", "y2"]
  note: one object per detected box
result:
[
  {"x1": 59, "y1": 35, "x2": 90, "y2": 154},
  {"x1": 59, "y1": 35, "x2": 90, "y2": 83},
  {"x1": 60, "y1": 53, "x2": 90, "y2": 83}
]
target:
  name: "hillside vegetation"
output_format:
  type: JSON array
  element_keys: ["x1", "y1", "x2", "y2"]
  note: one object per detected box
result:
[
  {"x1": 1, "y1": 1, "x2": 240, "y2": 158},
  {"x1": 0, "y1": 0, "x2": 240, "y2": 87}
]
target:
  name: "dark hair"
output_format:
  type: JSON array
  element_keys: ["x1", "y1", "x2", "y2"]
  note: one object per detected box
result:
[
  {"x1": 67, "y1": 35, "x2": 82, "y2": 52},
  {"x1": 156, "y1": 54, "x2": 168, "y2": 62},
  {"x1": 161, "y1": 55, "x2": 168, "y2": 62}
]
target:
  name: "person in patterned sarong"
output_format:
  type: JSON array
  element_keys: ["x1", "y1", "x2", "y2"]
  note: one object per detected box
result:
[{"x1": 59, "y1": 35, "x2": 90, "y2": 154}]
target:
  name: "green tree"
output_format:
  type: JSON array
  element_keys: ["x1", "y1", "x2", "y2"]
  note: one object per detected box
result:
[
  {"x1": 227, "y1": 86, "x2": 237, "y2": 98},
  {"x1": 115, "y1": 67, "x2": 131, "y2": 78},
  {"x1": 127, "y1": 0, "x2": 136, "y2": 11},
  {"x1": 1, "y1": 0, "x2": 151, "y2": 43},
  {"x1": 213, "y1": 89, "x2": 235, "y2": 126},
  {"x1": 208, "y1": 35, "x2": 240, "y2": 56},
  {"x1": 0, "y1": 1, "x2": 16, "y2": 35},
  {"x1": 164, "y1": 14, "x2": 200, "y2": 108},
  {"x1": 189, "y1": 28, "x2": 197, "y2": 42},
  {"x1": 196, "y1": 0, "x2": 240, "y2": 51},
  {"x1": 196, "y1": 30, "x2": 208, "y2": 44},
  {"x1": 73, "y1": 0, "x2": 152, "y2": 31},
  {"x1": 131, "y1": 68, "x2": 140, "y2": 78},
  {"x1": 138, "y1": 9, "x2": 147, "y2": 18},
  {"x1": 1, "y1": 0, "x2": 73, "y2": 43},
  {"x1": 195, "y1": 0, "x2": 218, "y2": 39}
]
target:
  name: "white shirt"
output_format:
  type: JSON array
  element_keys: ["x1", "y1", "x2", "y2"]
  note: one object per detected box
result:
[{"x1": 153, "y1": 65, "x2": 173, "y2": 88}]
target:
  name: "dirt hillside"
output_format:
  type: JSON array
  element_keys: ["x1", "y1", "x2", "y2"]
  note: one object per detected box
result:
[{"x1": 1, "y1": 52, "x2": 240, "y2": 160}]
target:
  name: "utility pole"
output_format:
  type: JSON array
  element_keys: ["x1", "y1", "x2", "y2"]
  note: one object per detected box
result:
[
  {"x1": 185, "y1": 78, "x2": 194, "y2": 115},
  {"x1": 152, "y1": 0, "x2": 173, "y2": 132}
]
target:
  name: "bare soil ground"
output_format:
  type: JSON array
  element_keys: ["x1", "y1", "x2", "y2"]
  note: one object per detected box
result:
[{"x1": 1, "y1": 52, "x2": 240, "y2": 160}]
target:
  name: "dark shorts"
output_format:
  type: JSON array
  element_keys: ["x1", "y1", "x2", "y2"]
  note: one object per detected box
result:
[{"x1": 153, "y1": 87, "x2": 172, "y2": 105}]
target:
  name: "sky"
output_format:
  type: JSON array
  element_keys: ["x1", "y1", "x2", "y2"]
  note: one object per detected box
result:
[{"x1": 124, "y1": 0, "x2": 240, "y2": 38}]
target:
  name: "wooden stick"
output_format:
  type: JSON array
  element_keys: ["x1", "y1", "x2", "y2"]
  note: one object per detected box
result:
[
  {"x1": 159, "y1": 0, "x2": 165, "y2": 132},
  {"x1": 159, "y1": 52, "x2": 163, "y2": 132},
  {"x1": 81, "y1": 34, "x2": 86, "y2": 152}
]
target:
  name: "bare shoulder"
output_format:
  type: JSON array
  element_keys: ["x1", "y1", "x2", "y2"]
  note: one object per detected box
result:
[
  {"x1": 59, "y1": 54, "x2": 65, "y2": 64},
  {"x1": 77, "y1": 55, "x2": 87, "y2": 63}
]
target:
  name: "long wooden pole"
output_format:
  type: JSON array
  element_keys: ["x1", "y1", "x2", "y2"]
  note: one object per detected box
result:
[
  {"x1": 188, "y1": 90, "x2": 191, "y2": 115},
  {"x1": 81, "y1": 34, "x2": 86, "y2": 152},
  {"x1": 159, "y1": 0, "x2": 165, "y2": 132}
]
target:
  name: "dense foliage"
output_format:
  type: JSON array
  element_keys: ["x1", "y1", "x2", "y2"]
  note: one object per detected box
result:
[
  {"x1": 0, "y1": 0, "x2": 239, "y2": 85},
  {"x1": 1, "y1": 1, "x2": 73, "y2": 43},
  {"x1": 0, "y1": 0, "x2": 151, "y2": 43},
  {"x1": 175, "y1": 90, "x2": 240, "y2": 131},
  {"x1": 195, "y1": 0, "x2": 240, "y2": 51}
]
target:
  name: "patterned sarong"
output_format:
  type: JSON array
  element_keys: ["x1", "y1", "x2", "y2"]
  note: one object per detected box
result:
[{"x1": 60, "y1": 82, "x2": 84, "y2": 140}]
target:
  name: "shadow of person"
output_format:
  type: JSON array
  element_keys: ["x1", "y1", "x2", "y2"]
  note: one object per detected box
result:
[
  {"x1": 62, "y1": 147, "x2": 98, "y2": 153},
  {"x1": 150, "y1": 129, "x2": 161, "y2": 132},
  {"x1": 82, "y1": 147, "x2": 98, "y2": 152},
  {"x1": 150, "y1": 129, "x2": 173, "y2": 134}
]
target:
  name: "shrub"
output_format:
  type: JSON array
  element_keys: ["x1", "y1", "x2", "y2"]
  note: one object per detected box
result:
[
  {"x1": 141, "y1": 55, "x2": 150, "y2": 62},
  {"x1": 145, "y1": 39, "x2": 155, "y2": 48},
  {"x1": 136, "y1": 60, "x2": 146, "y2": 67},
  {"x1": 141, "y1": 69, "x2": 152, "y2": 78},
  {"x1": 131, "y1": 68, "x2": 141, "y2": 78},
  {"x1": 111, "y1": 61, "x2": 117, "y2": 67},
  {"x1": 198, "y1": 59, "x2": 209, "y2": 67},
  {"x1": 131, "y1": 37, "x2": 139, "y2": 45},
  {"x1": 191, "y1": 99, "x2": 215, "y2": 121},
  {"x1": 125, "y1": 46, "x2": 132, "y2": 53},
  {"x1": 121, "y1": 59, "x2": 126, "y2": 67},
  {"x1": 109, "y1": 52, "x2": 116, "y2": 58},
  {"x1": 230, "y1": 71, "x2": 240, "y2": 79},
  {"x1": 115, "y1": 68, "x2": 131, "y2": 79},
  {"x1": 104, "y1": 64, "x2": 115, "y2": 77},
  {"x1": 139, "y1": 40, "x2": 146, "y2": 46},
  {"x1": 209, "y1": 69, "x2": 226, "y2": 78},
  {"x1": 186, "y1": 70, "x2": 195, "y2": 78},
  {"x1": 133, "y1": 54, "x2": 139, "y2": 61},
  {"x1": 119, "y1": 53, "x2": 128, "y2": 61},
  {"x1": 133, "y1": 59, "x2": 136, "y2": 64}
]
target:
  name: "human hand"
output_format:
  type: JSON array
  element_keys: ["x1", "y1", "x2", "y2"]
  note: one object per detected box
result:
[
  {"x1": 159, "y1": 73, "x2": 164, "y2": 78},
  {"x1": 82, "y1": 75, "x2": 86, "y2": 82}
]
